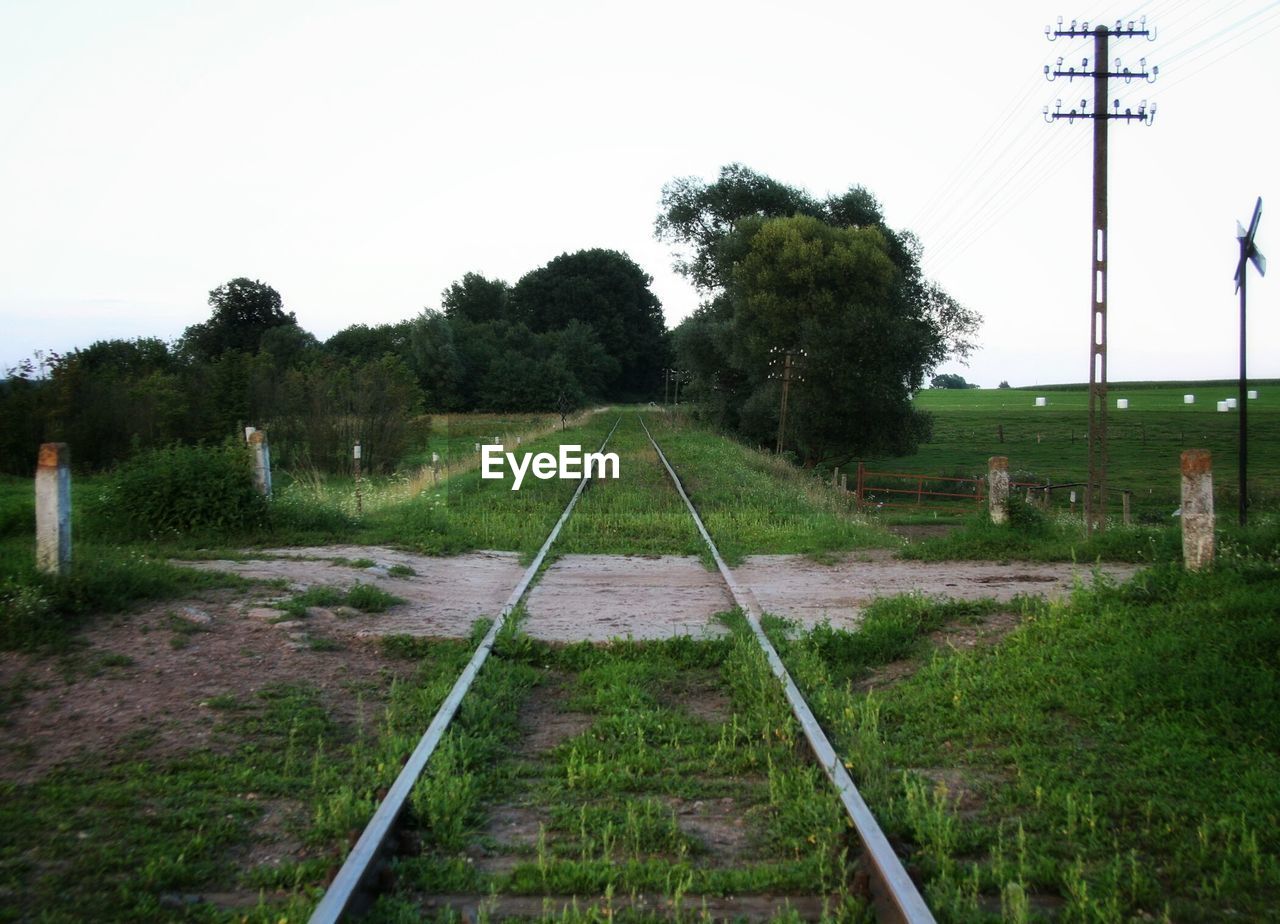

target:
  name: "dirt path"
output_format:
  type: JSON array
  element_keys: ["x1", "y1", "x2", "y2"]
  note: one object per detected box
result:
[
  {"x1": 174, "y1": 547, "x2": 1142, "y2": 641},
  {"x1": 180, "y1": 546, "x2": 526, "y2": 637},
  {"x1": 735, "y1": 551, "x2": 1142, "y2": 630},
  {"x1": 523, "y1": 554, "x2": 733, "y2": 641}
]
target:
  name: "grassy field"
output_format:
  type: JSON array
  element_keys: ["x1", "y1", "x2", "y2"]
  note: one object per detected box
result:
[{"x1": 857, "y1": 381, "x2": 1280, "y2": 521}]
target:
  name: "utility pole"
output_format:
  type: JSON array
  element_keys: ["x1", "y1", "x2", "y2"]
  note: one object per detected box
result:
[
  {"x1": 769, "y1": 348, "x2": 805, "y2": 455},
  {"x1": 1045, "y1": 16, "x2": 1157, "y2": 534},
  {"x1": 1235, "y1": 197, "x2": 1266, "y2": 526}
]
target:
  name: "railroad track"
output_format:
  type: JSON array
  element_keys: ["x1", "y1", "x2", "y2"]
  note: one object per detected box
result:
[{"x1": 309, "y1": 413, "x2": 934, "y2": 924}]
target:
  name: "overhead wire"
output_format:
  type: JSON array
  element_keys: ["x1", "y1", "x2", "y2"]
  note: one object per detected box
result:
[{"x1": 914, "y1": 0, "x2": 1277, "y2": 280}]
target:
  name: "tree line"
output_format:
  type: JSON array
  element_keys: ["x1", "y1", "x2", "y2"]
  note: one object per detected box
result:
[
  {"x1": 0, "y1": 249, "x2": 669, "y2": 474},
  {"x1": 3, "y1": 163, "x2": 980, "y2": 476}
]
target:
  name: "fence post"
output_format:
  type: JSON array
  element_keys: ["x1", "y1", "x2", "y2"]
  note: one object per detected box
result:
[
  {"x1": 832, "y1": 466, "x2": 839, "y2": 490},
  {"x1": 840, "y1": 473, "x2": 848, "y2": 495},
  {"x1": 1122, "y1": 491, "x2": 1132, "y2": 527},
  {"x1": 1181, "y1": 450, "x2": 1214, "y2": 572},
  {"x1": 988, "y1": 456, "x2": 1009, "y2": 525},
  {"x1": 249, "y1": 430, "x2": 272, "y2": 498},
  {"x1": 856, "y1": 461, "x2": 865, "y2": 509},
  {"x1": 35, "y1": 443, "x2": 71, "y2": 576}
]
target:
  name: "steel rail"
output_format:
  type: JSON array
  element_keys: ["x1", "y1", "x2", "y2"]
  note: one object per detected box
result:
[
  {"x1": 309, "y1": 415, "x2": 622, "y2": 924},
  {"x1": 638, "y1": 415, "x2": 936, "y2": 924}
]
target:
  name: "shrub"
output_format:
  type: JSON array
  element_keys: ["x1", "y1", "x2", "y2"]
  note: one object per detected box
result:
[
  {"x1": 102, "y1": 442, "x2": 267, "y2": 539},
  {"x1": 0, "y1": 578, "x2": 56, "y2": 649}
]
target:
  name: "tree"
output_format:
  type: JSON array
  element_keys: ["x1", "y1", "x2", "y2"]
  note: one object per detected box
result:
[
  {"x1": 659, "y1": 165, "x2": 981, "y2": 461},
  {"x1": 511, "y1": 249, "x2": 667, "y2": 399},
  {"x1": 442, "y1": 273, "x2": 511, "y2": 324},
  {"x1": 715, "y1": 215, "x2": 933, "y2": 462},
  {"x1": 930, "y1": 373, "x2": 973, "y2": 389},
  {"x1": 325, "y1": 322, "x2": 412, "y2": 365},
  {"x1": 180, "y1": 278, "x2": 296, "y2": 361},
  {"x1": 998, "y1": 380, "x2": 1012, "y2": 389}
]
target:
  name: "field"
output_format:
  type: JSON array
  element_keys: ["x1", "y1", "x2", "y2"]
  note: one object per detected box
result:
[
  {"x1": 861, "y1": 381, "x2": 1280, "y2": 520},
  {"x1": 1, "y1": 398, "x2": 1279, "y2": 921}
]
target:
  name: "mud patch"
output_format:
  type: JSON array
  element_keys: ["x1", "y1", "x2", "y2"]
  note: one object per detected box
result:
[
  {"x1": 658, "y1": 671, "x2": 731, "y2": 725},
  {"x1": 515, "y1": 677, "x2": 594, "y2": 756},
  {"x1": 858, "y1": 610, "x2": 1024, "y2": 693},
  {"x1": 907, "y1": 767, "x2": 1008, "y2": 820},
  {"x1": 886, "y1": 523, "x2": 962, "y2": 542},
  {"x1": 666, "y1": 795, "x2": 755, "y2": 864},
  {"x1": 932, "y1": 609, "x2": 1023, "y2": 651}
]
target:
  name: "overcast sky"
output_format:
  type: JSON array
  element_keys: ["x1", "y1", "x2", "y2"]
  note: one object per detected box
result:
[{"x1": 2, "y1": 0, "x2": 1277, "y2": 387}]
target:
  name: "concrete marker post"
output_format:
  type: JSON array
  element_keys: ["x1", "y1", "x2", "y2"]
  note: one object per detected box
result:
[
  {"x1": 1181, "y1": 449, "x2": 1214, "y2": 572},
  {"x1": 248, "y1": 430, "x2": 272, "y2": 498},
  {"x1": 353, "y1": 442, "x2": 363, "y2": 515},
  {"x1": 988, "y1": 456, "x2": 1009, "y2": 525},
  {"x1": 35, "y1": 443, "x2": 72, "y2": 576}
]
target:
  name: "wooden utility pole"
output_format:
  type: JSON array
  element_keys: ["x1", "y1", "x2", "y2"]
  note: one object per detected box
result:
[
  {"x1": 770, "y1": 349, "x2": 804, "y2": 454},
  {"x1": 1045, "y1": 16, "x2": 1157, "y2": 533},
  {"x1": 776, "y1": 352, "x2": 793, "y2": 454}
]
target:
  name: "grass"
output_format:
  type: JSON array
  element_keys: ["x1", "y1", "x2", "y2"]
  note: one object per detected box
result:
[
  {"x1": 371, "y1": 615, "x2": 874, "y2": 921},
  {"x1": 0, "y1": 538, "x2": 249, "y2": 651},
  {"x1": 638, "y1": 411, "x2": 898, "y2": 564},
  {"x1": 554, "y1": 416, "x2": 706, "y2": 556},
  {"x1": 0, "y1": 624, "x2": 494, "y2": 921},
  {"x1": 767, "y1": 561, "x2": 1280, "y2": 920},
  {"x1": 855, "y1": 382, "x2": 1280, "y2": 521},
  {"x1": 274, "y1": 583, "x2": 405, "y2": 620}
]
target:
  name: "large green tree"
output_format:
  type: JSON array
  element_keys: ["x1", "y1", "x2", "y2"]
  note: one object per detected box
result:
[
  {"x1": 442, "y1": 273, "x2": 511, "y2": 324},
  {"x1": 659, "y1": 166, "x2": 980, "y2": 463},
  {"x1": 511, "y1": 249, "x2": 667, "y2": 400},
  {"x1": 180, "y1": 278, "x2": 297, "y2": 361}
]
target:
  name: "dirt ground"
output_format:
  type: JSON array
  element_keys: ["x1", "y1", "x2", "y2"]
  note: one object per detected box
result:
[
  {"x1": 524, "y1": 554, "x2": 734, "y2": 641},
  {"x1": 0, "y1": 587, "x2": 417, "y2": 783},
  {"x1": 2, "y1": 547, "x2": 1141, "y2": 783},
  {"x1": 182, "y1": 546, "x2": 526, "y2": 637},
  {"x1": 734, "y1": 550, "x2": 1141, "y2": 630},
  {"x1": 178, "y1": 546, "x2": 1140, "y2": 640}
]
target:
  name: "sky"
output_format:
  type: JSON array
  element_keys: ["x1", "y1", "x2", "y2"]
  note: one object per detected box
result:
[{"x1": 2, "y1": 0, "x2": 1277, "y2": 388}]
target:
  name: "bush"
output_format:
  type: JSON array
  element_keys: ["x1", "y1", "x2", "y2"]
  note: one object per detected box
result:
[{"x1": 101, "y1": 442, "x2": 267, "y2": 539}]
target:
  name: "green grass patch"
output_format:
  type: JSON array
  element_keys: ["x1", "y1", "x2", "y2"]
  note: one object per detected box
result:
[
  {"x1": 639, "y1": 412, "x2": 898, "y2": 563},
  {"x1": 382, "y1": 618, "x2": 873, "y2": 919},
  {"x1": 859, "y1": 383, "x2": 1280, "y2": 521},
  {"x1": 772, "y1": 561, "x2": 1280, "y2": 920},
  {"x1": 0, "y1": 538, "x2": 248, "y2": 651},
  {"x1": 276, "y1": 582, "x2": 404, "y2": 619}
]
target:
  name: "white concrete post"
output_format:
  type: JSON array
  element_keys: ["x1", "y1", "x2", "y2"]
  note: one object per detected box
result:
[
  {"x1": 249, "y1": 430, "x2": 272, "y2": 498},
  {"x1": 1181, "y1": 449, "x2": 1214, "y2": 572},
  {"x1": 988, "y1": 456, "x2": 1009, "y2": 525},
  {"x1": 36, "y1": 443, "x2": 71, "y2": 575}
]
